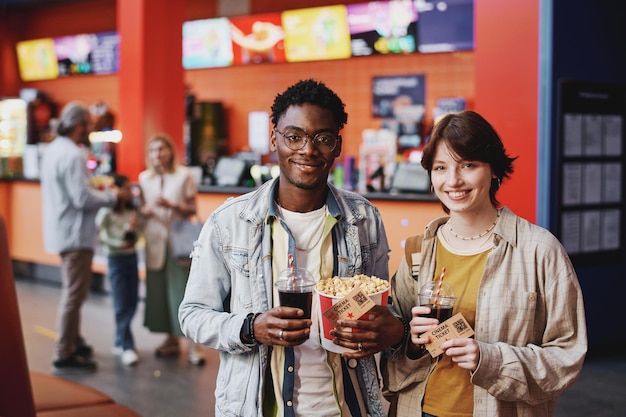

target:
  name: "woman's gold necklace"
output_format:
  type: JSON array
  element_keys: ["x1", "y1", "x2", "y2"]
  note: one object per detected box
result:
[{"x1": 448, "y1": 211, "x2": 500, "y2": 241}]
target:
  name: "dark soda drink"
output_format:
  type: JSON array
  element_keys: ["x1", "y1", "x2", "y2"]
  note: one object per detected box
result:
[
  {"x1": 278, "y1": 290, "x2": 313, "y2": 319},
  {"x1": 423, "y1": 304, "x2": 453, "y2": 322}
]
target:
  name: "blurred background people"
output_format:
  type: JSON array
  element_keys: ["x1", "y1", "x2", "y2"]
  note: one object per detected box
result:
[
  {"x1": 138, "y1": 133, "x2": 205, "y2": 366},
  {"x1": 95, "y1": 173, "x2": 141, "y2": 366},
  {"x1": 41, "y1": 101, "x2": 118, "y2": 372}
]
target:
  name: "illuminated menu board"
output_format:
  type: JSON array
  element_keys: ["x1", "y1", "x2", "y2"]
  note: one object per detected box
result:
[
  {"x1": 15, "y1": 38, "x2": 59, "y2": 81},
  {"x1": 16, "y1": 1, "x2": 474, "y2": 80},
  {"x1": 90, "y1": 32, "x2": 120, "y2": 74},
  {"x1": 183, "y1": 17, "x2": 233, "y2": 69},
  {"x1": 230, "y1": 13, "x2": 285, "y2": 65},
  {"x1": 54, "y1": 33, "x2": 95, "y2": 75},
  {"x1": 281, "y1": 5, "x2": 352, "y2": 63},
  {"x1": 416, "y1": 0, "x2": 474, "y2": 53},
  {"x1": 54, "y1": 32, "x2": 119, "y2": 76},
  {"x1": 347, "y1": 0, "x2": 418, "y2": 56}
]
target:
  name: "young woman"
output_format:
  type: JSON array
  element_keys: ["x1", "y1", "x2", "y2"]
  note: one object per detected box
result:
[
  {"x1": 382, "y1": 110, "x2": 587, "y2": 417},
  {"x1": 138, "y1": 133, "x2": 205, "y2": 366}
]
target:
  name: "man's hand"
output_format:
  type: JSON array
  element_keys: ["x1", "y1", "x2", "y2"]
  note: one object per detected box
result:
[
  {"x1": 252, "y1": 307, "x2": 312, "y2": 346},
  {"x1": 330, "y1": 305, "x2": 405, "y2": 359}
]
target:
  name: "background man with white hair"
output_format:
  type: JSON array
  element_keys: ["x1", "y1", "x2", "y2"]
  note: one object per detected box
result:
[{"x1": 41, "y1": 101, "x2": 118, "y2": 372}]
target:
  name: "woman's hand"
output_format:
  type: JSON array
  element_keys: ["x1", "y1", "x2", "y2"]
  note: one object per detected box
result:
[
  {"x1": 407, "y1": 306, "x2": 439, "y2": 356},
  {"x1": 154, "y1": 196, "x2": 176, "y2": 210},
  {"x1": 441, "y1": 338, "x2": 480, "y2": 371}
]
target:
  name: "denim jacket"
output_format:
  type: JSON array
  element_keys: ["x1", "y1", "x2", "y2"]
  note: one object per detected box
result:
[{"x1": 179, "y1": 179, "x2": 390, "y2": 417}]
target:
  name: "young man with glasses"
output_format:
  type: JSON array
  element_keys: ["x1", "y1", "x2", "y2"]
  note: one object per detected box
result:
[{"x1": 179, "y1": 79, "x2": 406, "y2": 417}]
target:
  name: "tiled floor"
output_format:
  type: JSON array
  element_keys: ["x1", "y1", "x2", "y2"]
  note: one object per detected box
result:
[
  {"x1": 14, "y1": 277, "x2": 626, "y2": 417},
  {"x1": 15, "y1": 277, "x2": 217, "y2": 417}
]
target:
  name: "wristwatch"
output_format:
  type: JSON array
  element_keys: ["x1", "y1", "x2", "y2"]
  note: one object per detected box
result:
[{"x1": 241, "y1": 312, "x2": 261, "y2": 345}]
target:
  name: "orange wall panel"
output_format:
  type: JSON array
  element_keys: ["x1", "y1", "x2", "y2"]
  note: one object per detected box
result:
[
  {"x1": 24, "y1": 76, "x2": 120, "y2": 118},
  {"x1": 374, "y1": 199, "x2": 444, "y2": 271},
  {"x1": 186, "y1": 52, "x2": 475, "y2": 160},
  {"x1": 2, "y1": 181, "x2": 440, "y2": 274},
  {"x1": 474, "y1": 0, "x2": 539, "y2": 223},
  {"x1": 8, "y1": 181, "x2": 58, "y2": 266},
  {"x1": 0, "y1": 183, "x2": 11, "y2": 234}
]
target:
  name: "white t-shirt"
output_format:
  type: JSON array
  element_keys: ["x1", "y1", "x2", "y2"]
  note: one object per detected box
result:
[{"x1": 278, "y1": 205, "x2": 340, "y2": 417}]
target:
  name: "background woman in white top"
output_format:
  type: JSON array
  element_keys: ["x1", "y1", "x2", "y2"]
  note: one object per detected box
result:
[{"x1": 139, "y1": 133, "x2": 205, "y2": 365}]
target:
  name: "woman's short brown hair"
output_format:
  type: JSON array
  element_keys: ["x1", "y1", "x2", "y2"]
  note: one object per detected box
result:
[{"x1": 421, "y1": 110, "x2": 517, "y2": 211}]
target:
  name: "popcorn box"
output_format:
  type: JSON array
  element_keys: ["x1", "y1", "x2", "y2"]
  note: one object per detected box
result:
[{"x1": 317, "y1": 284, "x2": 389, "y2": 354}]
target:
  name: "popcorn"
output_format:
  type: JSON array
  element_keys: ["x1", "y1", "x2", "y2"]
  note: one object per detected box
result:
[{"x1": 316, "y1": 274, "x2": 389, "y2": 297}]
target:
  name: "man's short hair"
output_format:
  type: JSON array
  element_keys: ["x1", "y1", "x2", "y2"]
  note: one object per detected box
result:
[
  {"x1": 57, "y1": 101, "x2": 91, "y2": 136},
  {"x1": 271, "y1": 79, "x2": 348, "y2": 130}
]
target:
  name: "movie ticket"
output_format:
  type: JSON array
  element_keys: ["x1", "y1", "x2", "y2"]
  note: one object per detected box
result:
[
  {"x1": 323, "y1": 287, "x2": 375, "y2": 323},
  {"x1": 421, "y1": 313, "x2": 475, "y2": 357}
]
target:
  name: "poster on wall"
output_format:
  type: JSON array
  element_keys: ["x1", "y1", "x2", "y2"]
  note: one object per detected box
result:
[
  {"x1": 230, "y1": 13, "x2": 286, "y2": 65},
  {"x1": 183, "y1": 17, "x2": 234, "y2": 69},
  {"x1": 347, "y1": 0, "x2": 418, "y2": 56},
  {"x1": 15, "y1": 38, "x2": 59, "y2": 81},
  {"x1": 557, "y1": 80, "x2": 625, "y2": 266},
  {"x1": 372, "y1": 74, "x2": 425, "y2": 118},
  {"x1": 281, "y1": 5, "x2": 352, "y2": 63}
]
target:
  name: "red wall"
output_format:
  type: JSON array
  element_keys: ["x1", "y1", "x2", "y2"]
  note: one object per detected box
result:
[
  {"x1": 474, "y1": 0, "x2": 539, "y2": 223},
  {"x1": 0, "y1": 0, "x2": 538, "y2": 221}
]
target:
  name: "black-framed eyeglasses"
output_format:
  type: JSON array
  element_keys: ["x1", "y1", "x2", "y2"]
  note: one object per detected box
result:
[{"x1": 274, "y1": 128, "x2": 339, "y2": 153}]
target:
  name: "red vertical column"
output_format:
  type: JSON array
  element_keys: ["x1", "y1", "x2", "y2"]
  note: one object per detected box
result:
[
  {"x1": 0, "y1": 15, "x2": 21, "y2": 98},
  {"x1": 116, "y1": 0, "x2": 186, "y2": 181},
  {"x1": 474, "y1": 0, "x2": 539, "y2": 223}
]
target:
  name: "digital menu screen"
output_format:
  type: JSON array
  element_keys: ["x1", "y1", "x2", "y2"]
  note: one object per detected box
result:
[
  {"x1": 183, "y1": 18, "x2": 234, "y2": 69},
  {"x1": 416, "y1": 0, "x2": 474, "y2": 53},
  {"x1": 54, "y1": 34, "x2": 96, "y2": 75},
  {"x1": 90, "y1": 32, "x2": 120, "y2": 74},
  {"x1": 15, "y1": 38, "x2": 59, "y2": 81},
  {"x1": 54, "y1": 32, "x2": 120, "y2": 76},
  {"x1": 230, "y1": 13, "x2": 285, "y2": 65},
  {"x1": 282, "y1": 5, "x2": 351, "y2": 63},
  {"x1": 347, "y1": 0, "x2": 418, "y2": 56}
]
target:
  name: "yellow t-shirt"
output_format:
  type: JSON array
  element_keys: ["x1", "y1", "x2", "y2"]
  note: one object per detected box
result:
[{"x1": 422, "y1": 233, "x2": 491, "y2": 417}]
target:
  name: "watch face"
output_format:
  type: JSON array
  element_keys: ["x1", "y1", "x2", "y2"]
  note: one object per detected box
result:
[{"x1": 242, "y1": 313, "x2": 256, "y2": 344}]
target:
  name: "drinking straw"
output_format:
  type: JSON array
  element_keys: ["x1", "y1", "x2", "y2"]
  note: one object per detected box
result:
[
  {"x1": 435, "y1": 267, "x2": 446, "y2": 305},
  {"x1": 288, "y1": 254, "x2": 295, "y2": 286}
]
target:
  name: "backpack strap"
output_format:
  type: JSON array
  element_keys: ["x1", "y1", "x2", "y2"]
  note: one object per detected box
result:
[{"x1": 404, "y1": 235, "x2": 423, "y2": 278}]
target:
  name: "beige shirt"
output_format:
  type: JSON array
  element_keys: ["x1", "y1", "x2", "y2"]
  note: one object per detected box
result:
[
  {"x1": 138, "y1": 166, "x2": 196, "y2": 270},
  {"x1": 382, "y1": 207, "x2": 587, "y2": 417}
]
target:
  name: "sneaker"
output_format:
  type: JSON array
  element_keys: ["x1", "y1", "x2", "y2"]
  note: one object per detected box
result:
[
  {"x1": 121, "y1": 349, "x2": 139, "y2": 366},
  {"x1": 53, "y1": 355, "x2": 97, "y2": 373},
  {"x1": 188, "y1": 344, "x2": 206, "y2": 366},
  {"x1": 155, "y1": 335, "x2": 180, "y2": 357},
  {"x1": 75, "y1": 343, "x2": 94, "y2": 359}
]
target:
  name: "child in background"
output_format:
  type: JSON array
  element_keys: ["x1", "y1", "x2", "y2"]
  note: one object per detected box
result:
[{"x1": 96, "y1": 174, "x2": 141, "y2": 366}]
